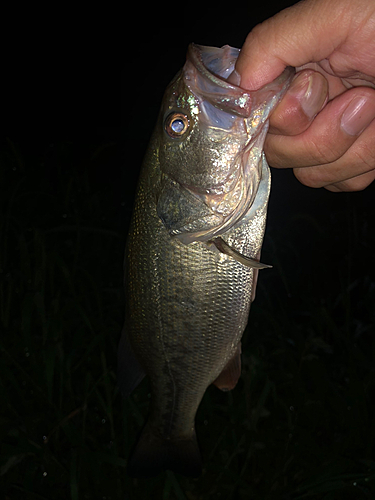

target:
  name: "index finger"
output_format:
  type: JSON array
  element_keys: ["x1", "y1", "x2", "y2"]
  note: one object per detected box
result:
[{"x1": 235, "y1": 0, "x2": 350, "y2": 90}]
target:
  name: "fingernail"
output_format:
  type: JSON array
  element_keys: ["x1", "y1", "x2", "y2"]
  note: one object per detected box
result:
[
  {"x1": 289, "y1": 71, "x2": 328, "y2": 119},
  {"x1": 227, "y1": 69, "x2": 241, "y2": 86},
  {"x1": 341, "y1": 96, "x2": 375, "y2": 136}
]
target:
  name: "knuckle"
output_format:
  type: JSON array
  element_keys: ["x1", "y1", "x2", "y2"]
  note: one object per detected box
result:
[
  {"x1": 352, "y1": 142, "x2": 375, "y2": 171},
  {"x1": 293, "y1": 166, "x2": 326, "y2": 188},
  {"x1": 306, "y1": 137, "x2": 341, "y2": 165},
  {"x1": 331, "y1": 174, "x2": 374, "y2": 192},
  {"x1": 346, "y1": 178, "x2": 372, "y2": 192}
]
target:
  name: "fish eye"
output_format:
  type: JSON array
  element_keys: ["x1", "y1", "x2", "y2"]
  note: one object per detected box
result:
[{"x1": 165, "y1": 112, "x2": 190, "y2": 138}]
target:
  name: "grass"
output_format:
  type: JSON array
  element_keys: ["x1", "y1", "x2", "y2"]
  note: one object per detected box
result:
[{"x1": 1, "y1": 137, "x2": 374, "y2": 499}]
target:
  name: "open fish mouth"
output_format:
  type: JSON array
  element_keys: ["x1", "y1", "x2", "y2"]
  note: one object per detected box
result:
[
  {"x1": 185, "y1": 44, "x2": 253, "y2": 121},
  {"x1": 156, "y1": 44, "x2": 294, "y2": 245}
]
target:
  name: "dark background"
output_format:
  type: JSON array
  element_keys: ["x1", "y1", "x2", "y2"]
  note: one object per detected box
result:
[{"x1": 1, "y1": 1, "x2": 375, "y2": 499}]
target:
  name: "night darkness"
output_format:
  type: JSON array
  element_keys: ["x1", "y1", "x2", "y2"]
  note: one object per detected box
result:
[{"x1": 1, "y1": 1, "x2": 375, "y2": 499}]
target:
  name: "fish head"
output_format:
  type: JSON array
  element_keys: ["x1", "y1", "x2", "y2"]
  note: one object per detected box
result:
[{"x1": 156, "y1": 44, "x2": 294, "y2": 244}]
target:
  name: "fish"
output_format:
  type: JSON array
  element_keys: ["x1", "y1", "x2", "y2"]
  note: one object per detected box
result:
[{"x1": 118, "y1": 43, "x2": 294, "y2": 478}]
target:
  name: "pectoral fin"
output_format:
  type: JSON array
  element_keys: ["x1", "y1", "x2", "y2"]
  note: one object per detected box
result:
[
  {"x1": 212, "y1": 237, "x2": 272, "y2": 269},
  {"x1": 213, "y1": 343, "x2": 241, "y2": 391}
]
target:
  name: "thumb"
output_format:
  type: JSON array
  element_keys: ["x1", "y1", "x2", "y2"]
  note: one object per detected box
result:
[{"x1": 235, "y1": 0, "x2": 351, "y2": 90}]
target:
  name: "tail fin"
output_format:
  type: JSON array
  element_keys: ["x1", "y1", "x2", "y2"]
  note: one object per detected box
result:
[{"x1": 127, "y1": 421, "x2": 202, "y2": 478}]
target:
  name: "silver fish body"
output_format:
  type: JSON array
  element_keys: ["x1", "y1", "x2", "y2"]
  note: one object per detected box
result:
[{"x1": 118, "y1": 44, "x2": 293, "y2": 477}]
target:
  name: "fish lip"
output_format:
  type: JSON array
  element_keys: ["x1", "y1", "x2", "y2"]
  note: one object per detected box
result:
[
  {"x1": 184, "y1": 43, "x2": 294, "y2": 120},
  {"x1": 187, "y1": 43, "x2": 241, "y2": 92},
  {"x1": 188, "y1": 42, "x2": 295, "y2": 91},
  {"x1": 185, "y1": 44, "x2": 253, "y2": 118}
]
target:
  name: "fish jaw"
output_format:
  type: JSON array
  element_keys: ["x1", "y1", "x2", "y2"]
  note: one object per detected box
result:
[{"x1": 156, "y1": 44, "x2": 294, "y2": 245}]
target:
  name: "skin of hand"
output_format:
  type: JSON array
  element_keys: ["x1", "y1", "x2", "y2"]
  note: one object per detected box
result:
[{"x1": 232, "y1": 0, "x2": 375, "y2": 192}]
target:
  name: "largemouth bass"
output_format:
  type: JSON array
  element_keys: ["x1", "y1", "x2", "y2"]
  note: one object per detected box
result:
[{"x1": 118, "y1": 44, "x2": 293, "y2": 477}]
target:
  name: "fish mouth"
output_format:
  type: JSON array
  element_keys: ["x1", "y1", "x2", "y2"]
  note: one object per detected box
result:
[
  {"x1": 185, "y1": 44, "x2": 253, "y2": 119},
  {"x1": 185, "y1": 44, "x2": 294, "y2": 125}
]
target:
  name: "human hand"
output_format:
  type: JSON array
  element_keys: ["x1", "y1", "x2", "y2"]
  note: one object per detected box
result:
[{"x1": 232, "y1": 0, "x2": 375, "y2": 192}]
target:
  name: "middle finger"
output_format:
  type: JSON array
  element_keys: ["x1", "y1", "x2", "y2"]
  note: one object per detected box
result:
[{"x1": 265, "y1": 86, "x2": 375, "y2": 170}]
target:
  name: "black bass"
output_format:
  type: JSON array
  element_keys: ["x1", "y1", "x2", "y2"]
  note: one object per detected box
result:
[{"x1": 118, "y1": 44, "x2": 293, "y2": 477}]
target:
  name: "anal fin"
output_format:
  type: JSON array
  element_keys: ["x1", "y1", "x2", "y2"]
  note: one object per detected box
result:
[{"x1": 213, "y1": 343, "x2": 241, "y2": 391}]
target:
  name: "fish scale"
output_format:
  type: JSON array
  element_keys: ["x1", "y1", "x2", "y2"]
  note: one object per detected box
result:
[{"x1": 118, "y1": 44, "x2": 294, "y2": 477}]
